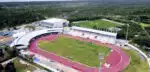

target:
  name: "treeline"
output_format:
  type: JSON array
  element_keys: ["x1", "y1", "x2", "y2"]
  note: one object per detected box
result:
[
  {"x1": 105, "y1": 17, "x2": 142, "y2": 38},
  {"x1": 145, "y1": 27, "x2": 150, "y2": 35},
  {"x1": 133, "y1": 36, "x2": 150, "y2": 48},
  {"x1": 126, "y1": 15, "x2": 150, "y2": 24},
  {"x1": 0, "y1": 62, "x2": 16, "y2": 72},
  {"x1": 66, "y1": 4, "x2": 150, "y2": 23},
  {"x1": 107, "y1": 17, "x2": 150, "y2": 49},
  {"x1": 68, "y1": 16, "x2": 103, "y2": 23},
  {"x1": 0, "y1": 7, "x2": 45, "y2": 30},
  {"x1": 16, "y1": 3, "x2": 150, "y2": 24}
]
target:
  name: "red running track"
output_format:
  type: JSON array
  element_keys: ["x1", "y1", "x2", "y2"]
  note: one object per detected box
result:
[{"x1": 29, "y1": 34, "x2": 130, "y2": 72}]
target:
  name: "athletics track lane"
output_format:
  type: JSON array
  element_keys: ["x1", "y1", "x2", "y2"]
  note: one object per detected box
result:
[{"x1": 29, "y1": 34, "x2": 130, "y2": 72}]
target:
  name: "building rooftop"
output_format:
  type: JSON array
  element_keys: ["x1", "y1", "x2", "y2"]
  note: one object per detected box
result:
[
  {"x1": 0, "y1": 31, "x2": 13, "y2": 36},
  {"x1": 42, "y1": 18, "x2": 68, "y2": 24},
  {"x1": 10, "y1": 28, "x2": 63, "y2": 47}
]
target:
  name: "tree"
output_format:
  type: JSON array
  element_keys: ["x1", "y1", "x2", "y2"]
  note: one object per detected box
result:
[
  {"x1": 93, "y1": 25, "x2": 97, "y2": 29},
  {"x1": 0, "y1": 64, "x2": 4, "y2": 71},
  {"x1": 0, "y1": 49, "x2": 4, "y2": 57},
  {"x1": 133, "y1": 36, "x2": 150, "y2": 48},
  {"x1": 5, "y1": 62, "x2": 16, "y2": 72},
  {"x1": 0, "y1": 5, "x2": 3, "y2": 10}
]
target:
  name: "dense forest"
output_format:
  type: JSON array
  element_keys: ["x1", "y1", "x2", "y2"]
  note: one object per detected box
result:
[
  {"x1": 0, "y1": 5, "x2": 45, "y2": 29},
  {"x1": 0, "y1": 1, "x2": 150, "y2": 51}
]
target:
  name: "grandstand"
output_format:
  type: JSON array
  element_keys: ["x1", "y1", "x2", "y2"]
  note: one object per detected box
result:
[
  {"x1": 10, "y1": 28, "x2": 63, "y2": 47},
  {"x1": 68, "y1": 26, "x2": 117, "y2": 44}
]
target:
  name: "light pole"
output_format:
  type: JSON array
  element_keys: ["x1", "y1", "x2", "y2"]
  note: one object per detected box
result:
[
  {"x1": 98, "y1": 53, "x2": 104, "y2": 72},
  {"x1": 126, "y1": 24, "x2": 129, "y2": 43}
]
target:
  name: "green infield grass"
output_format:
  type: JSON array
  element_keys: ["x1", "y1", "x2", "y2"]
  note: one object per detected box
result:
[
  {"x1": 72, "y1": 19, "x2": 120, "y2": 29},
  {"x1": 38, "y1": 35, "x2": 110, "y2": 67},
  {"x1": 122, "y1": 49, "x2": 149, "y2": 72}
]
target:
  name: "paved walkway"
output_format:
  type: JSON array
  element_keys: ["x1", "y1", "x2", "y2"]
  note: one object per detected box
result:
[
  {"x1": 1, "y1": 57, "x2": 16, "y2": 65},
  {"x1": 102, "y1": 19, "x2": 124, "y2": 25},
  {"x1": 30, "y1": 51, "x2": 78, "y2": 72}
]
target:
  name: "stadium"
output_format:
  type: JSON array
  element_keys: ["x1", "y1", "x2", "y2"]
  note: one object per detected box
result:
[{"x1": 10, "y1": 18, "x2": 130, "y2": 72}]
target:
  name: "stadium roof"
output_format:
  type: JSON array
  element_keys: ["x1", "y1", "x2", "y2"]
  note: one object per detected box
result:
[
  {"x1": 71, "y1": 26, "x2": 117, "y2": 37},
  {"x1": 10, "y1": 28, "x2": 63, "y2": 47},
  {"x1": 42, "y1": 18, "x2": 68, "y2": 24}
]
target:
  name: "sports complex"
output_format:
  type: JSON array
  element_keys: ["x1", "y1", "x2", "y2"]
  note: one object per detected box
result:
[
  {"x1": 9, "y1": 18, "x2": 131, "y2": 72},
  {"x1": 11, "y1": 30, "x2": 130, "y2": 72}
]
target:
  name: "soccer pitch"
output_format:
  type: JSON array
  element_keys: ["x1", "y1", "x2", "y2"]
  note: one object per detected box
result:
[
  {"x1": 72, "y1": 19, "x2": 120, "y2": 29},
  {"x1": 38, "y1": 35, "x2": 110, "y2": 67}
]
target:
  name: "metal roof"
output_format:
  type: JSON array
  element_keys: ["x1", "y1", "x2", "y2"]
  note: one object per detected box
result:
[
  {"x1": 42, "y1": 18, "x2": 68, "y2": 24},
  {"x1": 10, "y1": 28, "x2": 63, "y2": 47}
]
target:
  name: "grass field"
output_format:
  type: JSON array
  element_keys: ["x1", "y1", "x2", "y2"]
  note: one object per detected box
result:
[
  {"x1": 2, "y1": 58, "x2": 36, "y2": 72},
  {"x1": 140, "y1": 23, "x2": 150, "y2": 35},
  {"x1": 122, "y1": 49, "x2": 149, "y2": 72},
  {"x1": 72, "y1": 19, "x2": 120, "y2": 29},
  {"x1": 141, "y1": 23, "x2": 150, "y2": 27},
  {"x1": 13, "y1": 59, "x2": 36, "y2": 72},
  {"x1": 38, "y1": 36, "x2": 110, "y2": 67}
]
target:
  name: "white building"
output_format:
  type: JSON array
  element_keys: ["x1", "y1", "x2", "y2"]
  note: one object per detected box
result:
[
  {"x1": 33, "y1": 18, "x2": 69, "y2": 28},
  {"x1": 10, "y1": 28, "x2": 63, "y2": 47},
  {"x1": 68, "y1": 26, "x2": 117, "y2": 44}
]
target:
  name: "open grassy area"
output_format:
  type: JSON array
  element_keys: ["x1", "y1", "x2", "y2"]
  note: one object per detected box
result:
[
  {"x1": 2, "y1": 58, "x2": 37, "y2": 72},
  {"x1": 140, "y1": 23, "x2": 150, "y2": 35},
  {"x1": 122, "y1": 49, "x2": 149, "y2": 72},
  {"x1": 72, "y1": 19, "x2": 120, "y2": 29},
  {"x1": 13, "y1": 59, "x2": 36, "y2": 72},
  {"x1": 38, "y1": 36, "x2": 110, "y2": 67},
  {"x1": 141, "y1": 23, "x2": 150, "y2": 27}
]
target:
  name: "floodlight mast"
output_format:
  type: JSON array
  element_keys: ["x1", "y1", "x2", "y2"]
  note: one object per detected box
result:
[
  {"x1": 99, "y1": 53, "x2": 104, "y2": 72},
  {"x1": 126, "y1": 24, "x2": 129, "y2": 43},
  {"x1": 99, "y1": 61, "x2": 101, "y2": 72}
]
